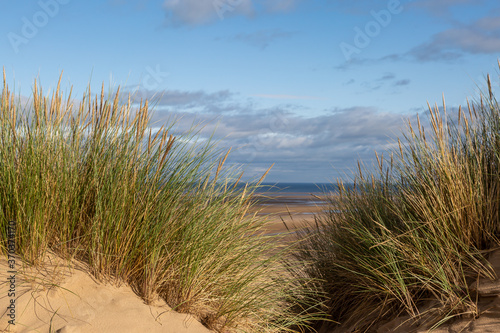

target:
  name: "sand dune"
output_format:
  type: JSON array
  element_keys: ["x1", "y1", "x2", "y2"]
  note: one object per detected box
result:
[
  {"x1": 0, "y1": 254, "x2": 212, "y2": 333},
  {"x1": 257, "y1": 196, "x2": 500, "y2": 333},
  {"x1": 6, "y1": 195, "x2": 500, "y2": 333},
  {"x1": 375, "y1": 249, "x2": 500, "y2": 333},
  {"x1": 0, "y1": 195, "x2": 322, "y2": 333}
]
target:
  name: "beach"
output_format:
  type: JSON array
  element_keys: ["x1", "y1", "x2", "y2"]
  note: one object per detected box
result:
[
  {"x1": 3, "y1": 1, "x2": 499, "y2": 331},
  {"x1": 4, "y1": 192, "x2": 500, "y2": 332},
  {"x1": 2, "y1": 66, "x2": 500, "y2": 331},
  {"x1": 253, "y1": 193, "x2": 328, "y2": 236}
]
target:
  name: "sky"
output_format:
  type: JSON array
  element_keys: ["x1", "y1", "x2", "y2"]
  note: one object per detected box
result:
[{"x1": 1, "y1": 0, "x2": 500, "y2": 183}]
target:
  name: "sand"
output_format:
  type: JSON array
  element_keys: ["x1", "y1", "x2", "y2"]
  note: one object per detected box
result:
[
  {"x1": 372, "y1": 249, "x2": 500, "y2": 333},
  {"x1": 0, "y1": 254, "x2": 213, "y2": 333},
  {"x1": 0, "y1": 194, "x2": 324, "y2": 333},
  {"x1": 10, "y1": 194, "x2": 500, "y2": 333},
  {"x1": 256, "y1": 194, "x2": 500, "y2": 333},
  {"x1": 253, "y1": 194, "x2": 327, "y2": 236}
]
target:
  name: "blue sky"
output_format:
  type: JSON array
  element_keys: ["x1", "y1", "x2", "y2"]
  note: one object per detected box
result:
[{"x1": 1, "y1": 0, "x2": 500, "y2": 183}]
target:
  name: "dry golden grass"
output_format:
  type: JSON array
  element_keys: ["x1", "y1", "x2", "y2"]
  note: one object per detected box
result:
[
  {"x1": 289, "y1": 64, "x2": 500, "y2": 332},
  {"x1": 0, "y1": 70, "x2": 324, "y2": 332}
]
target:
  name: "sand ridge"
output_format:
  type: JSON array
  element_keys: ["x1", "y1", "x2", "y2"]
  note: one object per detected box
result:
[
  {"x1": 373, "y1": 249, "x2": 500, "y2": 333},
  {"x1": 0, "y1": 194, "x2": 324, "y2": 333},
  {"x1": 0, "y1": 254, "x2": 212, "y2": 333}
]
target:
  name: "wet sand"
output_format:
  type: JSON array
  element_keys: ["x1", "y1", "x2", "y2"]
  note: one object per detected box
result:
[{"x1": 251, "y1": 193, "x2": 328, "y2": 236}]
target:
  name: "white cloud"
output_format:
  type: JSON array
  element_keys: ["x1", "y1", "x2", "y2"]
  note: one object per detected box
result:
[
  {"x1": 338, "y1": 15, "x2": 500, "y2": 66},
  {"x1": 252, "y1": 94, "x2": 321, "y2": 100},
  {"x1": 163, "y1": 0, "x2": 252, "y2": 26},
  {"x1": 409, "y1": 15, "x2": 500, "y2": 61},
  {"x1": 162, "y1": 0, "x2": 300, "y2": 26},
  {"x1": 263, "y1": 0, "x2": 300, "y2": 12},
  {"x1": 229, "y1": 29, "x2": 296, "y2": 49},
  {"x1": 410, "y1": 0, "x2": 483, "y2": 16},
  {"x1": 141, "y1": 88, "x2": 419, "y2": 181}
]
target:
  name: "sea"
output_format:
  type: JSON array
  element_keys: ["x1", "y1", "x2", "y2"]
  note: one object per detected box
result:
[
  {"x1": 243, "y1": 182, "x2": 344, "y2": 206},
  {"x1": 255, "y1": 182, "x2": 340, "y2": 196}
]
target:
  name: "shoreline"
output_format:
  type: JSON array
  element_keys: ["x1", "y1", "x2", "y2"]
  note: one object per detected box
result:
[{"x1": 252, "y1": 194, "x2": 328, "y2": 236}]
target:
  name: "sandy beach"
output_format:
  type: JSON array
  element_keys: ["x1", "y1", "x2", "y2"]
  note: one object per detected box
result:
[
  {"x1": 253, "y1": 193, "x2": 328, "y2": 236},
  {"x1": 2, "y1": 2, "x2": 499, "y2": 332},
  {"x1": 3, "y1": 194, "x2": 500, "y2": 332}
]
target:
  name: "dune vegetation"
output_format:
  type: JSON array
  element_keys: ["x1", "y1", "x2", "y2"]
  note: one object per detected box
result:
[
  {"x1": 0, "y1": 71, "x2": 323, "y2": 333},
  {"x1": 4, "y1": 64, "x2": 500, "y2": 333},
  {"x1": 290, "y1": 64, "x2": 500, "y2": 332}
]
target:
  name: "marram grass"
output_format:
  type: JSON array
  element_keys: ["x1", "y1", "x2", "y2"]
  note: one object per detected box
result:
[
  {"x1": 291, "y1": 64, "x2": 500, "y2": 332},
  {"x1": 0, "y1": 71, "x2": 324, "y2": 333}
]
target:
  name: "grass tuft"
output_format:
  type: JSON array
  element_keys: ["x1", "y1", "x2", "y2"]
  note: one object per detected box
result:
[
  {"x1": 290, "y1": 64, "x2": 500, "y2": 332},
  {"x1": 0, "y1": 71, "x2": 323, "y2": 332}
]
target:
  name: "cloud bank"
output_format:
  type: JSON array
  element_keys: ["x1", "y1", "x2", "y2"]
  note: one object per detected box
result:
[{"x1": 124, "y1": 87, "x2": 420, "y2": 182}]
